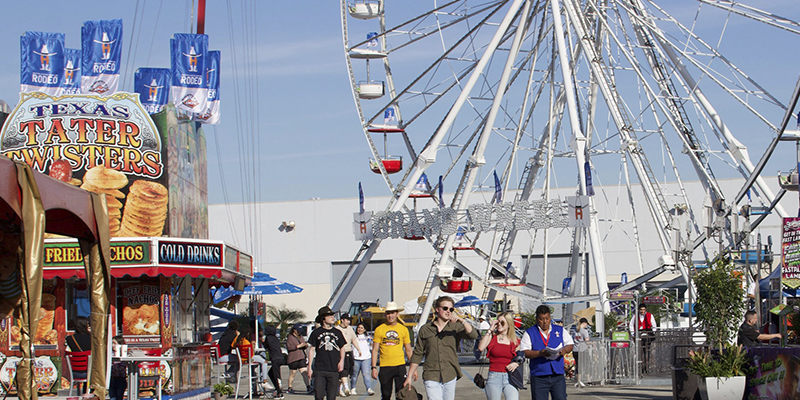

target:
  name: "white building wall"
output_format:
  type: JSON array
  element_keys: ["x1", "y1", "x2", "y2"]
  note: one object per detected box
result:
[{"x1": 208, "y1": 176, "x2": 794, "y2": 319}]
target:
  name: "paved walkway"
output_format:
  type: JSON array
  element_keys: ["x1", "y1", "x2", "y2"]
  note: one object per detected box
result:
[{"x1": 279, "y1": 364, "x2": 674, "y2": 400}]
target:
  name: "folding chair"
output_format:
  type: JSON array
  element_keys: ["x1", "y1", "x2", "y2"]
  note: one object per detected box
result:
[
  {"x1": 65, "y1": 350, "x2": 91, "y2": 396},
  {"x1": 233, "y1": 343, "x2": 254, "y2": 400}
]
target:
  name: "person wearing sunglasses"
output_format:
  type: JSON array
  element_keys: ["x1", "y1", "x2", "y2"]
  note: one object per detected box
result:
[
  {"x1": 477, "y1": 312, "x2": 521, "y2": 400},
  {"x1": 405, "y1": 296, "x2": 478, "y2": 400}
]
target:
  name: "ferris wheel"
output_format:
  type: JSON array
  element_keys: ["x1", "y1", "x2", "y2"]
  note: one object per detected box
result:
[{"x1": 336, "y1": 0, "x2": 800, "y2": 321}]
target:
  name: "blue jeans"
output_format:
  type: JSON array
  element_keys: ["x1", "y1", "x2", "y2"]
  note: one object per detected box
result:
[
  {"x1": 423, "y1": 378, "x2": 456, "y2": 400},
  {"x1": 350, "y1": 358, "x2": 372, "y2": 390},
  {"x1": 530, "y1": 374, "x2": 566, "y2": 400},
  {"x1": 485, "y1": 371, "x2": 518, "y2": 400}
]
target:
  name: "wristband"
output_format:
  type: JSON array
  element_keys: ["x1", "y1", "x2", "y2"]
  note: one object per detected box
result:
[{"x1": 371, "y1": 366, "x2": 377, "y2": 370}]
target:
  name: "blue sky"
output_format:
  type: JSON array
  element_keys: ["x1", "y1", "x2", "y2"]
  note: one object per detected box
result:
[{"x1": 1, "y1": 1, "x2": 799, "y2": 207}]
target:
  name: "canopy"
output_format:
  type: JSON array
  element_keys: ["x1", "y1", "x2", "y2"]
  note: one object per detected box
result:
[
  {"x1": 0, "y1": 157, "x2": 111, "y2": 400},
  {"x1": 234, "y1": 272, "x2": 302, "y2": 295}
]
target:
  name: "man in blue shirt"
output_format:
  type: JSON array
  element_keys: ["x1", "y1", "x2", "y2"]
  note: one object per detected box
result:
[{"x1": 519, "y1": 305, "x2": 574, "y2": 400}]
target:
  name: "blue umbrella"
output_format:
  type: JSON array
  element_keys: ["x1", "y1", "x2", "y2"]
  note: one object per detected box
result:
[
  {"x1": 455, "y1": 295, "x2": 492, "y2": 307},
  {"x1": 234, "y1": 272, "x2": 303, "y2": 295},
  {"x1": 211, "y1": 286, "x2": 236, "y2": 303}
]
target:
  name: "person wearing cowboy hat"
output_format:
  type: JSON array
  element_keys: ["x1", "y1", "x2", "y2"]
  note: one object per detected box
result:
[
  {"x1": 308, "y1": 306, "x2": 347, "y2": 400},
  {"x1": 371, "y1": 301, "x2": 413, "y2": 400}
]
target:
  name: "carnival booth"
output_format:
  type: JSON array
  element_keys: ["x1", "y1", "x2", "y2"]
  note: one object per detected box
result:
[
  {"x1": 36, "y1": 238, "x2": 251, "y2": 400},
  {"x1": 0, "y1": 156, "x2": 112, "y2": 400}
]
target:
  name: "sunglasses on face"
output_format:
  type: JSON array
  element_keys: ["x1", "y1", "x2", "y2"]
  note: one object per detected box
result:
[{"x1": 439, "y1": 306, "x2": 454, "y2": 312}]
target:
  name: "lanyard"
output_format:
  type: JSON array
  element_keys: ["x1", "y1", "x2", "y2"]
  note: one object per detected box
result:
[{"x1": 538, "y1": 328, "x2": 549, "y2": 347}]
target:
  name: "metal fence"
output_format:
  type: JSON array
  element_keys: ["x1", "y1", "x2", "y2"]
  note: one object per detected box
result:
[{"x1": 573, "y1": 328, "x2": 695, "y2": 384}]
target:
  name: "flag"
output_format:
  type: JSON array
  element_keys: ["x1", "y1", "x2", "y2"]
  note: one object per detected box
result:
[
  {"x1": 367, "y1": 32, "x2": 378, "y2": 47},
  {"x1": 194, "y1": 50, "x2": 220, "y2": 124},
  {"x1": 494, "y1": 171, "x2": 502, "y2": 203},
  {"x1": 171, "y1": 33, "x2": 209, "y2": 113},
  {"x1": 134, "y1": 68, "x2": 171, "y2": 114},
  {"x1": 359, "y1": 182, "x2": 365, "y2": 214},
  {"x1": 20, "y1": 31, "x2": 65, "y2": 95},
  {"x1": 562, "y1": 278, "x2": 572, "y2": 296},
  {"x1": 58, "y1": 48, "x2": 82, "y2": 95},
  {"x1": 621, "y1": 272, "x2": 628, "y2": 285},
  {"x1": 81, "y1": 19, "x2": 122, "y2": 94},
  {"x1": 438, "y1": 175, "x2": 444, "y2": 208},
  {"x1": 584, "y1": 161, "x2": 595, "y2": 196},
  {"x1": 384, "y1": 107, "x2": 396, "y2": 125}
]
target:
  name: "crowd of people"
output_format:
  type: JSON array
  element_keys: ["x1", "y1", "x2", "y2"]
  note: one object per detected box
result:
[
  {"x1": 213, "y1": 298, "x2": 580, "y2": 400},
  {"x1": 209, "y1": 297, "x2": 788, "y2": 400}
]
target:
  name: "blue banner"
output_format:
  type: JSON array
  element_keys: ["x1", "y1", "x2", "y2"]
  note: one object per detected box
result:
[
  {"x1": 58, "y1": 48, "x2": 82, "y2": 95},
  {"x1": 20, "y1": 31, "x2": 65, "y2": 95},
  {"x1": 171, "y1": 33, "x2": 209, "y2": 113},
  {"x1": 81, "y1": 19, "x2": 122, "y2": 94},
  {"x1": 494, "y1": 171, "x2": 502, "y2": 203},
  {"x1": 134, "y1": 68, "x2": 171, "y2": 114},
  {"x1": 194, "y1": 50, "x2": 220, "y2": 124}
]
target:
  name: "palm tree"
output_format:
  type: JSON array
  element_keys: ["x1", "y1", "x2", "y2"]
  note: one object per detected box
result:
[{"x1": 266, "y1": 304, "x2": 306, "y2": 340}]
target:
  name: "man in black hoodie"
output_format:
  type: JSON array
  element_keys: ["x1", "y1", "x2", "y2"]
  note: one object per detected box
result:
[
  {"x1": 218, "y1": 320, "x2": 240, "y2": 380},
  {"x1": 264, "y1": 325, "x2": 286, "y2": 399}
]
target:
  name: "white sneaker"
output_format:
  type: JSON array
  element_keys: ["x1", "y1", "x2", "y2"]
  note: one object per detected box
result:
[
  {"x1": 367, "y1": 388, "x2": 375, "y2": 396},
  {"x1": 350, "y1": 388, "x2": 357, "y2": 396},
  {"x1": 339, "y1": 388, "x2": 347, "y2": 397},
  {"x1": 579, "y1": 381, "x2": 586, "y2": 387}
]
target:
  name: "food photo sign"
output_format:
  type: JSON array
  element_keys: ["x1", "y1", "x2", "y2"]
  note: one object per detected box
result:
[{"x1": 0, "y1": 92, "x2": 208, "y2": 239}]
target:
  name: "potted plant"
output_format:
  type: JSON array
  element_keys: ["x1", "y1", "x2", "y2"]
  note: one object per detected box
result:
[
  {"x1": 686, "y1": 258, "x2": 749, "y2": 400},
  {"x1": 213, "y1": 383, "x2": 235, "y2": 400}
]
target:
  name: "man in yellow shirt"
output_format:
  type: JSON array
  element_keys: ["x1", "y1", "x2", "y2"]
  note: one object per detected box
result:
[{"x1": 371, "y1": 301, "x2": 413, "y2": 400}]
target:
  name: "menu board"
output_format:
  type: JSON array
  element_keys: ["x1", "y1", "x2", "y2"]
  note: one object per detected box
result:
[
  {"x1": 120, "y1": 279, "x2": 161, "y2": 344},
  {"x1": 781, "y1": 217, "x2": 800, "y2": 289}
]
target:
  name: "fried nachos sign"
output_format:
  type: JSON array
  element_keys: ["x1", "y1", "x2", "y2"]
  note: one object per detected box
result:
[{"x1": 0, "y1": 91, "x2": 162, "y2": 179}]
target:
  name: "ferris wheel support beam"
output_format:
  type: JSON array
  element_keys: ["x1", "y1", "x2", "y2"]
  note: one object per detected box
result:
[
  {"x1": 648, "y1": 24, "x2": 788, "y2": 219},
  {"x1": 550, "y1": 0, "x2": 610, "y2": 315},
  {"x1": 409, "y1": 0, "x2": 528, "y2": 330}
]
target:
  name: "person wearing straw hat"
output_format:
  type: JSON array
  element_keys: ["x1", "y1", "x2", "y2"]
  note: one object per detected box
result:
[
  {"x1": 371, "y1": 301, "x2": 413, "y2": 400},
  {"x1": 308, "y1": 306, "x2": 347, "y2": 400}
]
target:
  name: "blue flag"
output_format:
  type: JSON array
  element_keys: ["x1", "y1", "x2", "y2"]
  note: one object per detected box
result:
[
  {"x1": 359, "y1": 182, "x2": 365, "y2": 214},
  {"x1": 134, "y1": 68, "x2": 171, "y2": 114},
  {"x1": 58, "y1": 48, "x2": 82, "y2": 95},
  {"x1": 585, "y1": 161, "x2": 595, "y2": 196},
  {"x1": 20, "y1": 31, "x2": 65, "y2": 95},
  {"x1": 438, "y1": 175, "x2": 444, "y2": 208},
  {"x1": 494, "y1": 171, "x2": 502, "y2": 203},
  {"x1": 81, "y1": 19, "x2": 123, "y2": 94},
  {"x1": 194, "y1": 50, "x2": 221, "y2": 124},
  {"x1": 171, "y1": 33, "x2": 209, "y2": 113},
  {"x1": 562, "y1": 277, "x2": 572, "y2": 296}
]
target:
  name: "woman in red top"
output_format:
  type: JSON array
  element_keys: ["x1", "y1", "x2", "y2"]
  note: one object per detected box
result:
[{"x1": 478, "y1": 312, "x2": 521, "y2": 400}]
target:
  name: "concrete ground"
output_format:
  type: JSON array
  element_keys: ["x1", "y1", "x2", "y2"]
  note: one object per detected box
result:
[{"x1": 279, "y1": 364, "x2": 674, "y2": 400}]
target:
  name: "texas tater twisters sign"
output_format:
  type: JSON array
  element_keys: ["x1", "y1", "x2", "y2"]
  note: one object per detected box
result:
[
  {"x1": 0, "y1": 91, "x2": 162, "y2": 179},
  {"x1": 1, "y1": 92, "x2": 171, "y2": 238}
]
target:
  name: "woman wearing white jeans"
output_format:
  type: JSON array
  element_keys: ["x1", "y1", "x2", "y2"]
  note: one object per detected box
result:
[{"x1": 350, "y1": 323, "x2": 375, "y2": 395}]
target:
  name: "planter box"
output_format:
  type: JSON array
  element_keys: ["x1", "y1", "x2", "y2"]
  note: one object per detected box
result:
[{"x1": 698, "y1": 376, "x2": 745, "y2": 400}]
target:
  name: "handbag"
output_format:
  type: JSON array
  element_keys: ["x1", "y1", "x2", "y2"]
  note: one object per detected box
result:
[
  {"x1": 508, "y1": 351, "x2": 526, "y2": 390},
  {"x1": 473, "y1": 335, "x2": 487, "y2": 389}
]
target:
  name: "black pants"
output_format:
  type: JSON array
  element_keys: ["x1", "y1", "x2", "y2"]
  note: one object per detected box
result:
[
  {"x1": 269, "y1": 360, "x2": 284, "y2": 395},
  {"x1": 314, "y1": 370, "x2": 339, "y2": 400},
  {"x1": 109, "y1": 377, "x2": 127, "y2": 400},
  {"x1": 378, "y1": 365, "x2": 406, "y2": 400}
]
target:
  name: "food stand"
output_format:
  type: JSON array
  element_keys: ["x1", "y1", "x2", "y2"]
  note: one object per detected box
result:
[{"x1": 17, "y1": 237, "x2": 252, "y2": 400}]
